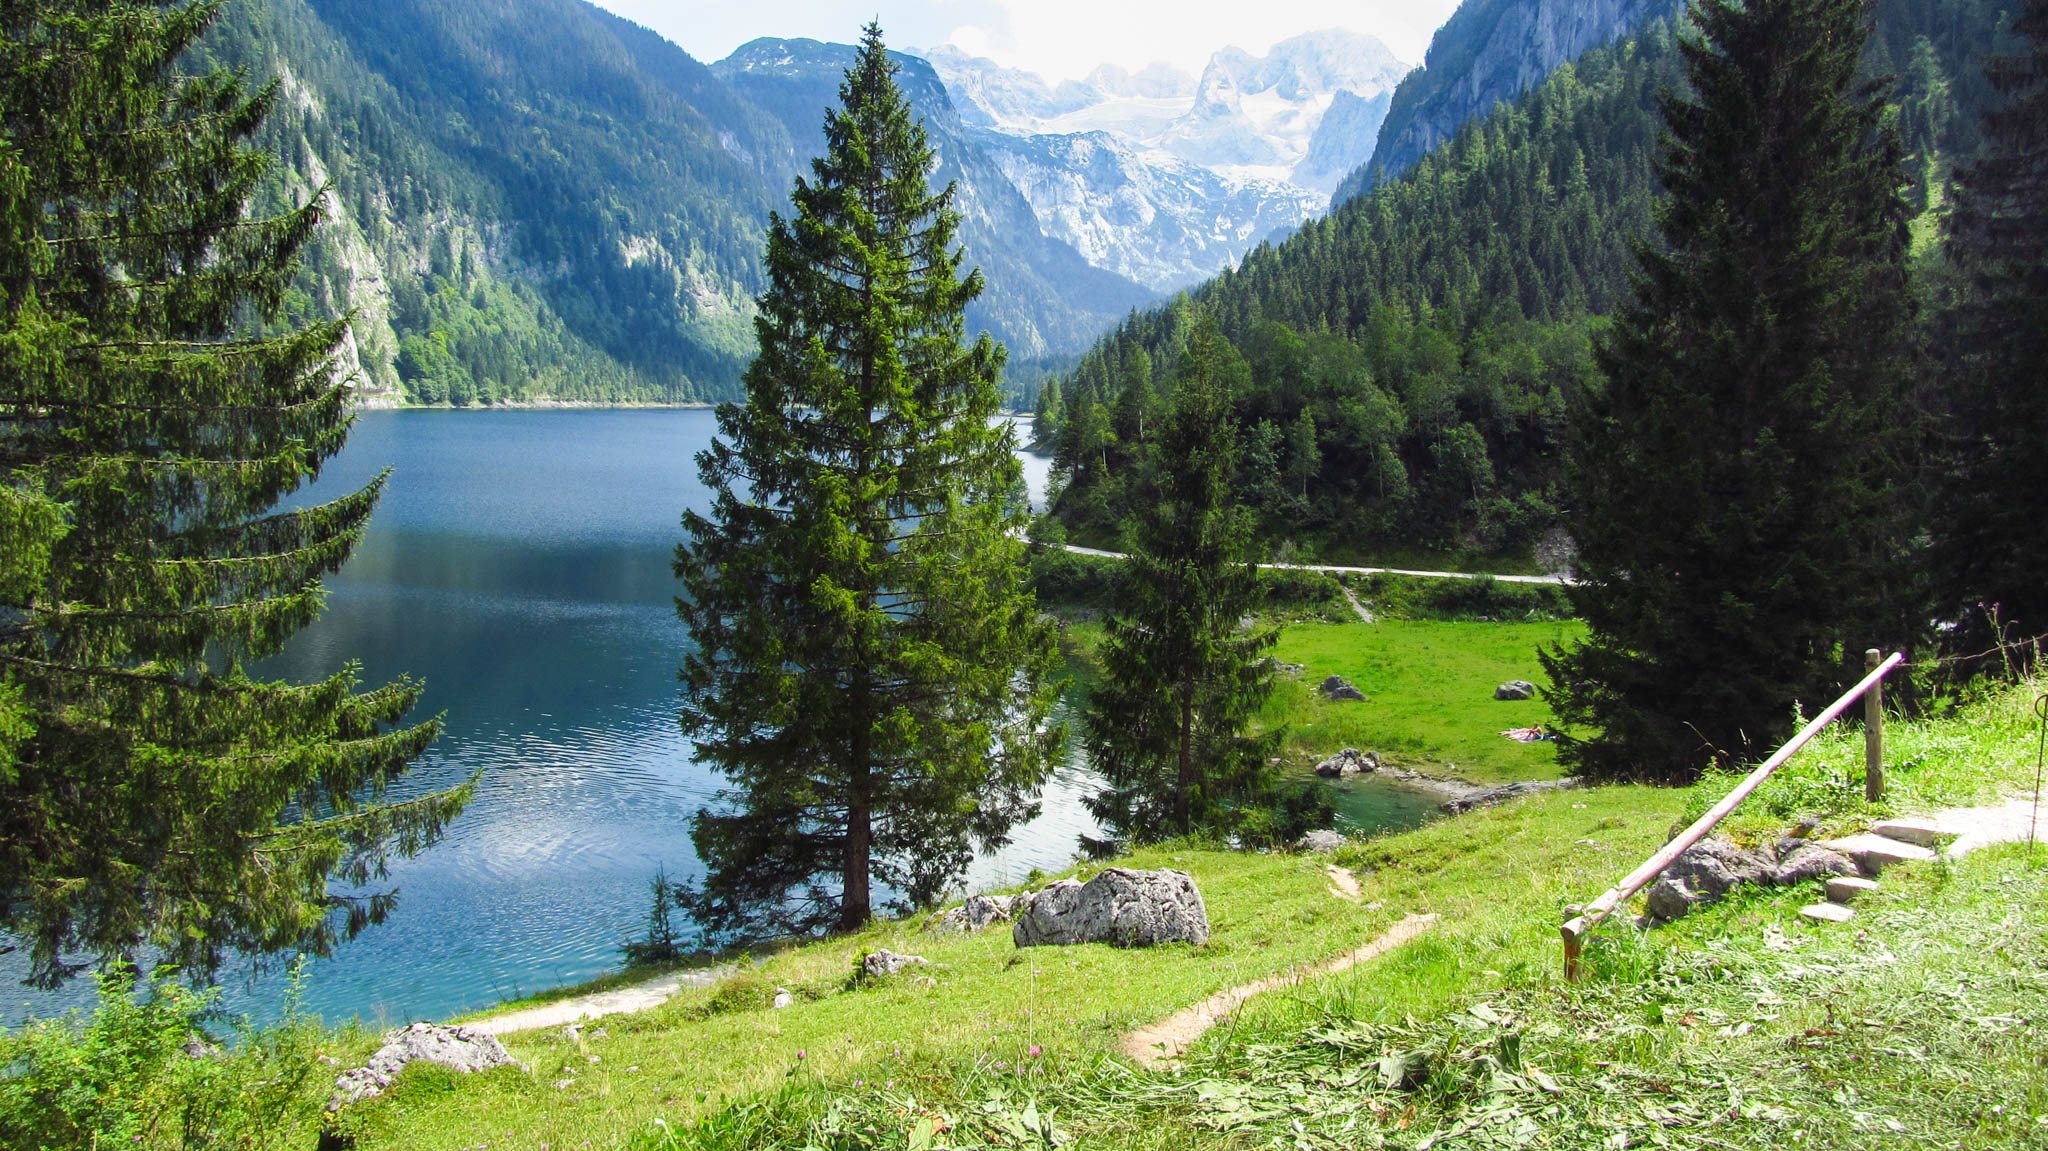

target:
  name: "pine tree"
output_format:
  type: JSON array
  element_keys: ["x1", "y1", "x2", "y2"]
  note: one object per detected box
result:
[
  {"x1": 677, "y1": 25, "x2": 1058, "y2": 937},
  {"x1": 1935, "y1": 0, "x2": 2048, "y2": 648},
  {"x1": 1083, "y1": 320, "x2": 1282, "y2": 845},
  {"x1": 1542, "y1": 0, "x2": 1917, "y2": 783},
  {"x1": 0, "y1": 0, "x2": 464, "y2": 986}
]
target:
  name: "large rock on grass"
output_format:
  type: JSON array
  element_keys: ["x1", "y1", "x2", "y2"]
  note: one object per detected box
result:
[
  {"x1": 1494, "y1": 680, "x2": 1537, "y2": 701},
  {"x1": 1644, "y1": 835, "x2": 1856, "y2": 923},
  {"x1": 331, "y1": 1023, "x2": 523, "y2": 1108},
  {"x1": 1013, "y1": 868, "x2": 1210, "y2": 948},
  {"x1": 1319, "y1": 675, "x2": 1367, "y2": 702},
  {"x1": 1296, "y1": 829, "x2": 1347, "y2": 853},
  {"x1": 1771, "y1": 843, "x2": 1857, "y2": 885}
]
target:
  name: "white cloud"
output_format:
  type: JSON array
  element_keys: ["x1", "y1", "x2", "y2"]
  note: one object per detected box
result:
[{"x1": 590, "y1": 0, "x2": 1459, "y2": 81}]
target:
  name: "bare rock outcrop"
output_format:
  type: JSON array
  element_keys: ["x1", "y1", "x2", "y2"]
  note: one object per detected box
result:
[
  {"x1": 1296, "y1": 829, "x2": 1348, "y2": 853},
  {"x1": 1319, "y1": 675, "x2": 1367, "y2": 702},
  {"x1": 1013, "y1": 868, "x2": 1210, "y2": 948},
  {"x1": 1644, "y1": 836, "x2": 1856, "y2": 921},
  {"x1": 330, "y1": 1023, "x2": 524, "y2": 1108}
]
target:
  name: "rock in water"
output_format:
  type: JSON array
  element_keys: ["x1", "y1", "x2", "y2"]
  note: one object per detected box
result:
[
  {"x1": 1013, "y1": 868, "x2": 1210, "y2": 948},
  {"x1": 925, "y1": 893, "x2": 1019, "y2": 935},
  {"x1": 860, "y1": 949, "x2": 928, "y2": 978},
  {"x1": 1319, "y1": 675, "x2": 1367, "y2": 702},
  {"x1": 1494, "y1": 680, "x2": 1537, "y2": 701},
  {"x1": 331, "y1": 1023, "x2": 524, "y2": 1108}
]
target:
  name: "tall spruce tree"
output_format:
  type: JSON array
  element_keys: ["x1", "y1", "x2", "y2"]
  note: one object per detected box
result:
[
  {"x1": 0, "y1": 0, "x2": 464, "y2": 986},
  {"x1": 1935, "y1": 0, "x2": 2048, "y2": 648},
  {"x1": 677, "y1": 25, "x2": 1058, "y2": 937},
  {"x1": 1542, "y1": 0, "x2": 1917, "y2": 783},
  {"x1": 1083, "y1": 320, "x2": 1282, "y2": 845}
]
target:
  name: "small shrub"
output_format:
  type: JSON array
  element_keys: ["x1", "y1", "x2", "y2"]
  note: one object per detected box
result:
[
  {"x1": 0, "y1": 962, "x2": 331, "y2": 1150},
  {"x1": 703, "y1": 970, "x2": 772, "y2": 1016}
]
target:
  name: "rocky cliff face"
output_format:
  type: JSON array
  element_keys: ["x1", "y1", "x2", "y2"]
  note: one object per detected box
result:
[
  {"x1": 1333, "y1": 0, "x2": 1683, "y2": 205},
  {"x1": 1294, "y1": 89, "x2": 1395, "y2": 194}
]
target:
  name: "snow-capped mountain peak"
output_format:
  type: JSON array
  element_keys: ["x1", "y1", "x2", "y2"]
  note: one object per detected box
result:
[{"x1": 913, "y1": 31, "x2": 1411, "y2": 292}]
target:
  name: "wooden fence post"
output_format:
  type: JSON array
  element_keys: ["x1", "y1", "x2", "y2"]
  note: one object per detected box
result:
[{"x1": 1865, "y1": 647, "x2": 1884, "y2": 802}]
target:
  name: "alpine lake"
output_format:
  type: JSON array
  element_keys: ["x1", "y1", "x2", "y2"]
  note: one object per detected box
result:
[{"x1": 2, "y1": 409, "x2": 1441, "y2": 1026}]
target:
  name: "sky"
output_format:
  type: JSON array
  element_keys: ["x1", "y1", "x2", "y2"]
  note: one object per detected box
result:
[{"x1": 586, "y1": 0, "x2": 1462, "y2": 83}]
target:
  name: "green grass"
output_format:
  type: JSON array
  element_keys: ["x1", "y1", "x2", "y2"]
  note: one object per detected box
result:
[
  {"x1": 244, "y1": 677, "x2": 2048, "y2": 1150},
  {"x1": 1265, "y1": 618, "x2": 1585, "y2": 784},
  {"x1": 335, "y1": 844, "x2": 1416, "y2": 1149}
]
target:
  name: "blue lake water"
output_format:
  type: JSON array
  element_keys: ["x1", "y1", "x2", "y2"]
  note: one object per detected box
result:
[{"x1": 2, "y1": 409, "x2": 1436, "y2": 1027}]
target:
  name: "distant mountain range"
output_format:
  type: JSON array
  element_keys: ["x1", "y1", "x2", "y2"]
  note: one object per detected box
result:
[
  {"x1": 210, "y1": 0, "x2": 1653, "y2": 405},
  {"x1": 203, "y1": 0, "x2": 1157, "y2": 404},
  {"x1": 917, "y1": 32, "x2": 1410, "y2": 291}
]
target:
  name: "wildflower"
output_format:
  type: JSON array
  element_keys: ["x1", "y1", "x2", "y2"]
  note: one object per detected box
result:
[{"x1": 1029, "y1": 1045, "x2": 1042, "y2": 1058}]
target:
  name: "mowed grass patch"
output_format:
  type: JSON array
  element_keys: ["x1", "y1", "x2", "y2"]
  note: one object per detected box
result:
[
  {"x1": 1265, "y1": 618, "x2": 1585, "y2": 784},
  {"x1": 338, "y1": 844, "x2": 1405, "y2": 1150},
  {"x1": 613, "y1": 784, "x2": 1686, "y2": 1149}
]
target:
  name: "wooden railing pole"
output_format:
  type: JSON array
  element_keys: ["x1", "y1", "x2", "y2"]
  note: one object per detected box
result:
[
  {"x1": 1864, "y1": 648, "x2": 1884, "y2": 803},
  {"x1": 1561, "y1": 651, "x2": 1905, "y2": 983}
]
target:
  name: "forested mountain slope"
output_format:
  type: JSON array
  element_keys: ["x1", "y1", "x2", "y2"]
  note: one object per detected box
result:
[
  {"x1": 201, "y1": 0, "x2": 1152, "y2": 405},
  {"x1": 1044, "y1": 0, "x2": 2008, "y2": 561}
]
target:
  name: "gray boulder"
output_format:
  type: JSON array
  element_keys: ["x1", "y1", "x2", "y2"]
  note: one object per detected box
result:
[
  {"x1": 1312, "y1": 748, "x2": 1379, "y2": 777},
  {"x1": 860, "y1": 949, "x2": 928, "y2": 978},
  {"x1": 1296, "y1": 829, "x2": 1347, "y2": 853},
  {"x1": 1663, "y1": 836, "x2": 1775, "y2": 899},
  {"x1": 331, "y1": 1023, "x2": 524, "y2": 1108},
  {"x1": 925, "y1": 893, "x2": 1019, "y2": 935},
  {"x1": 1645, "y1": 836, "x2": 1856, "y2": 922},
  {"x1": 1645, "y1": 876, "x2": 1707, "y2": 921},
  {"x1": 1013, "y1": 868, "x2": 1210, "y2": 949},
  {"x1": 1772, "y1": 843, "x2": 1857, "y2": 885},
  {"x1": 1494, "y1": 680, "x2": 1537, "y2": 701},
  {"x1": 1320, "y1": 675, "x2": 1367, "y2": 702}
]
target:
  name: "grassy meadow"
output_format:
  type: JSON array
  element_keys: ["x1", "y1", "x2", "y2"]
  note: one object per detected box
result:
[
  {"x1": 1264, "y1": 618, "x2": 1583, "y2": 783},
  {"x1": 319, "y1": 676, "x2": 2048, "y2": 1149}
]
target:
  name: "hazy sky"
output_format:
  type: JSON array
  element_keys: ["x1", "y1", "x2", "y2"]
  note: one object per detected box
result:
[{"x1": 587, "y1": 0, "x2": 1461, "y2": 83}]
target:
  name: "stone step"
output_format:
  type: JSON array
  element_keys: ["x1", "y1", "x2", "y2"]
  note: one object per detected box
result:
[
  {"x1": 1799, "y1": 901, "x2": 1856, "y2": 924},
  {"x1": 1818, "y1": 832, "x2": 1938, "y2": 875},
  {"x1": 1867, "y1": 817, "x2": 1947, "y2": 849},
  {"x1": 1825, "y1": 875, "x2": 1881, "y2": 904}
]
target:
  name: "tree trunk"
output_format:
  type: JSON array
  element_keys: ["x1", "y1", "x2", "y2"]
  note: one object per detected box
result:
[
  {"x1": 1175, "y1": 680, "x2": 1195, "y2": 835},
  {"x1": 842, "y1": 743, "x2": 873, "y2": 932}
]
